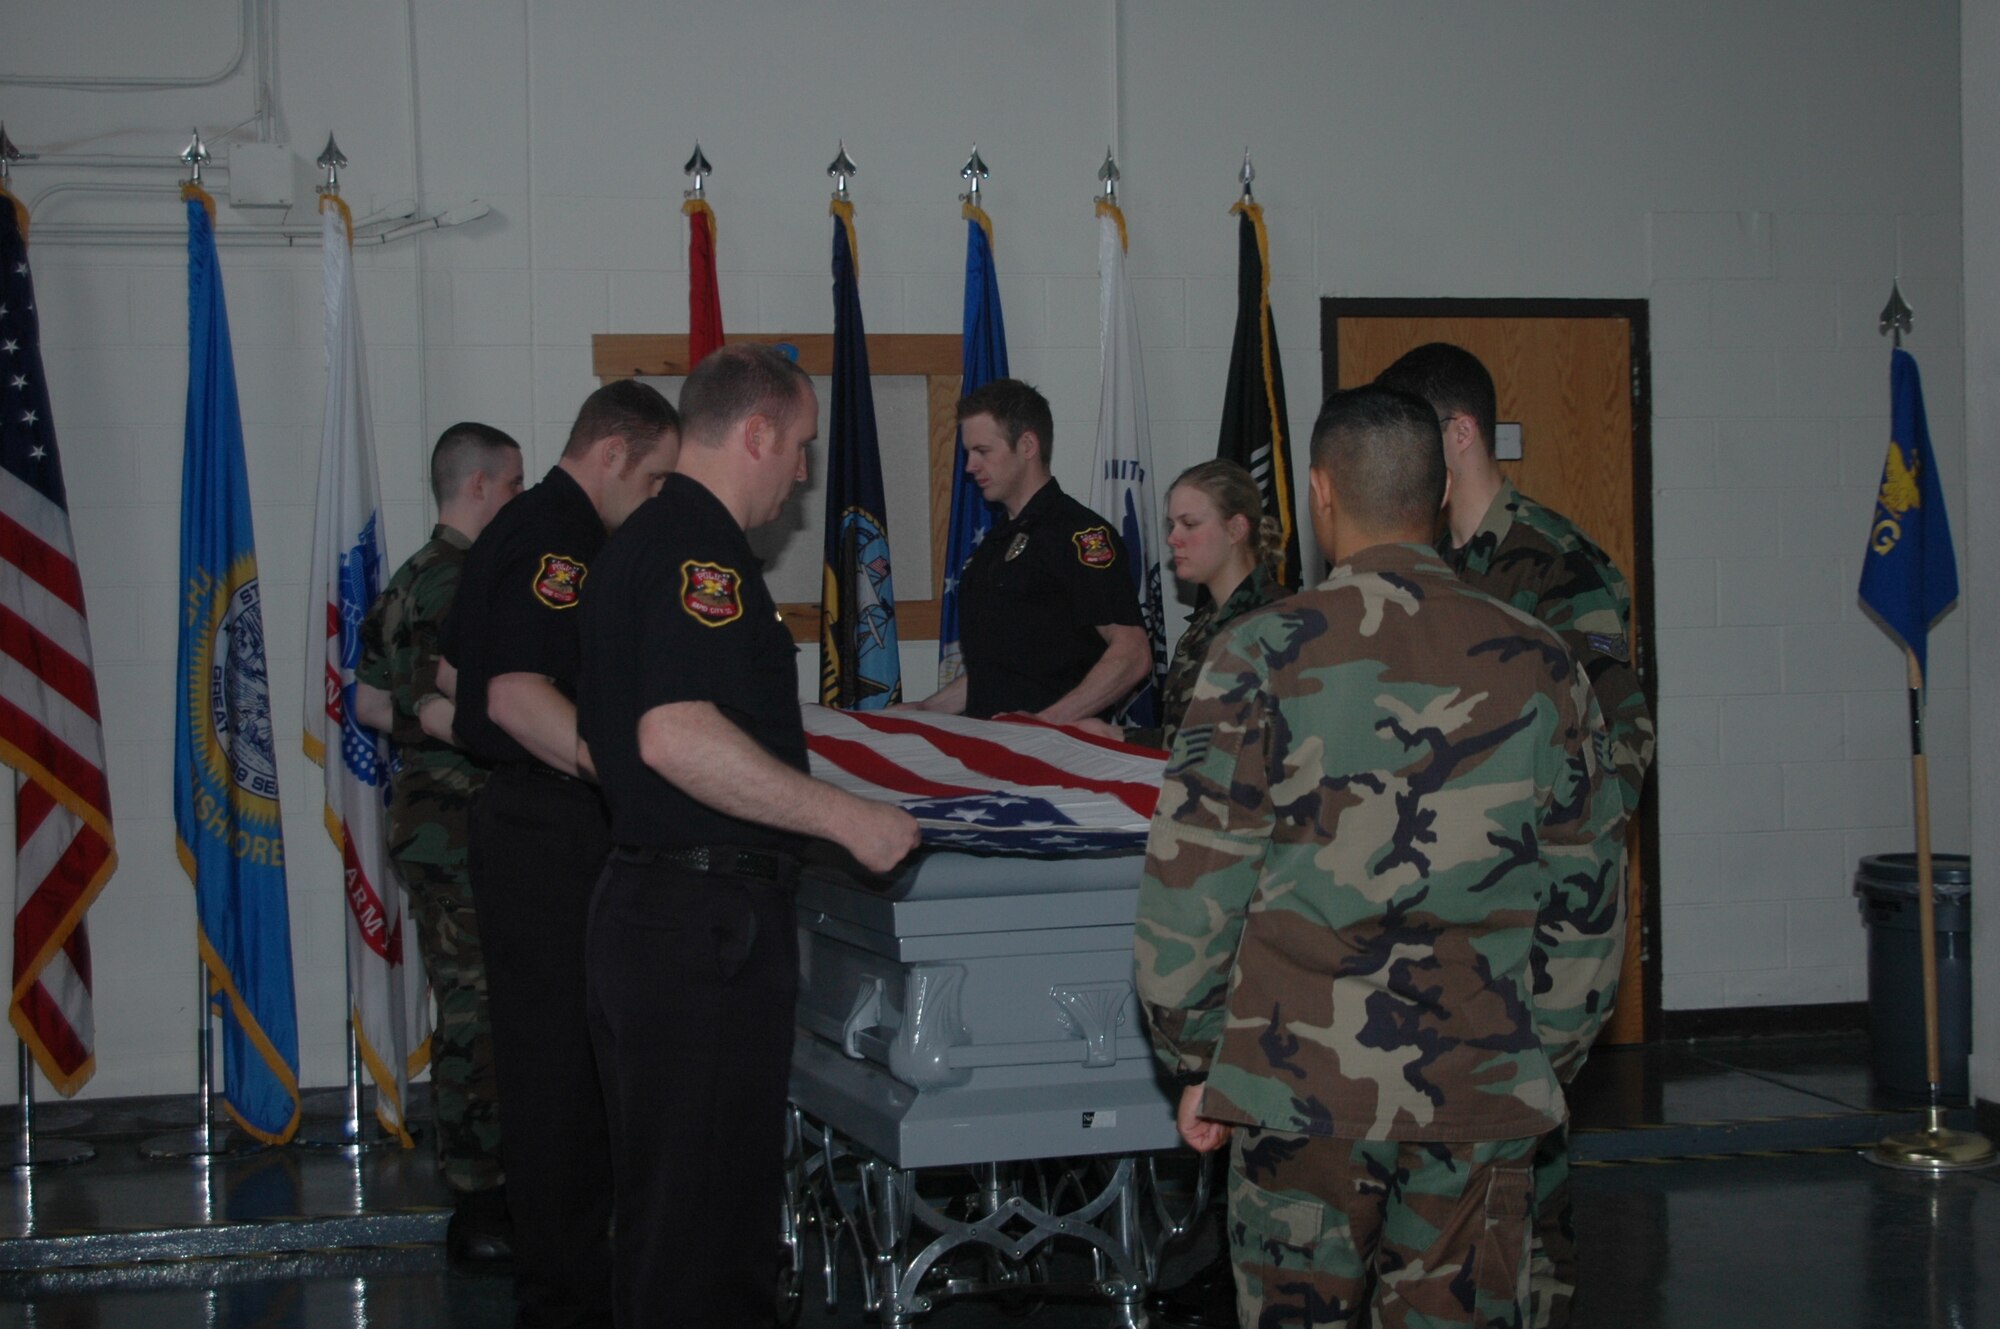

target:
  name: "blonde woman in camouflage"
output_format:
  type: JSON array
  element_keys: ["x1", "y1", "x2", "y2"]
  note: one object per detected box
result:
[{"x1": 1111, "y1": 460, "x2": 1289, "y2": 752}]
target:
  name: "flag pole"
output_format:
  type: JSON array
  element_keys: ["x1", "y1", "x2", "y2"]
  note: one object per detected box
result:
[
  {"x1": 1865, "y1": 288, "x2": 1994, "y2": 1172},
  {"x1": 12, "y1": 1042, "x2": 92, "y2": 1168},
  {"x1": 295, "y1": 136, "x2": 397, "y2": 1156},
  {"x1": 139, "y1": 962, "x2": 254, "y2": 1159},
  {"x1": 1866, "y1": 650, "x2": 1994, "y2": 1170}
]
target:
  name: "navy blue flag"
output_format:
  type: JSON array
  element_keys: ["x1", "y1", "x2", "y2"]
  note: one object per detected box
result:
[
  {"x1": 937, "y1": 204, "x2": 1009, "y2": 682},
  {"x1": 819, "y1": 203, "x2": 901, "y2": 709},
  {"x1": 1859, "y1": 348, "x2": 1958, "y2": 682},
  {"x1": 173, "y1": 186, "x2": 301, "y2": 1144}
]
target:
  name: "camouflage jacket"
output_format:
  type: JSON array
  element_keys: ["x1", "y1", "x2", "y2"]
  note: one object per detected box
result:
[
  {"x1": 1134, "y1": 542, "x2": 1627, "y2": 1143},
  {"x1": 1130, "y1": 565, "x2": 1288, "y2": 751},
  {"x1": 358, "y1": 525, "x2": 487, "y2": 867},
  {"x1": 1441, "y1": 479, "x2": 1654, "y2": 815}
]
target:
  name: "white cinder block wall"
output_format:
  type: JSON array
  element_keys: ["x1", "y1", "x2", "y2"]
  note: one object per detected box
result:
[{"x1": 0, "y1": 0, "x2": 1971, "y2": 1102}]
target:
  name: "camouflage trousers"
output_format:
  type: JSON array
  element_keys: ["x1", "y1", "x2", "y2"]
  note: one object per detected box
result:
[
  {"x1": 1228, "y1": 1128, "x2": 1536, "y2": 1328},
  {"x1": 1527, "y1": 1126, "x2": 1574, "y2": 1329},
  {"x1": 395, "y1": 857, "x2": 504, "y2": 1194}
]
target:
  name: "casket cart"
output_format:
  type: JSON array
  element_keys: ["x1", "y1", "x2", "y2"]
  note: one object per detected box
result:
[{"x1": 785, "y1": 847, "x2": 1208, "y2": 1327}]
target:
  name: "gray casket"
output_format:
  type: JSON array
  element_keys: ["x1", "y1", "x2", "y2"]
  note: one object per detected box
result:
[{"x1": 792, "y1": 847, "x2": 1179, "y2": 1171}]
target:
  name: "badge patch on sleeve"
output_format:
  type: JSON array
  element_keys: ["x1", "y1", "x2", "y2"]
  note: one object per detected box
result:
[
  {"x1": 1072, "y1": 526, "x2": 1116, "y2": 569},
  {"x1": 532, "y1": 554, "x2": 587, "y2": 609},
  {"x1": 1585, "y1": 631, "x2": 1630, "y2": 662},
  {"x1": 681, "y1": 560, "x2": 744, "y2": 626}
]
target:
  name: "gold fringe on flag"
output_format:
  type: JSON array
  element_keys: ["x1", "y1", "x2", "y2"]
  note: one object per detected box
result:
[
  {"x1": 0, "y1": 185, "x2": 27, "y2": 243},
  {"x1": 1228, "y1": 197, "x2": 1295, "y2": 585},
  {"x1": 830, "y1": 197, "x2": 858, "y2": 272},
  {"x1": 683, "y1": 196, "x2": 717, "y2": 241},
  {"x1": 962, "y1": 200, "x2": 995, "y2": 252},
  {"x1": 1095, "y1": 198, "x2": 1128, "y2": 254},
  {"x1": 319, "y1": 192, "x2": 355, "y2": 248},
  {"x1": 181, "y1": 181, "x2": 218, "y2": 221}
]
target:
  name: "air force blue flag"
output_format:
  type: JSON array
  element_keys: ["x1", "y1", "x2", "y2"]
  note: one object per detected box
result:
[
  {"x1": 1859, "y1": 348, "x2": 1958, "y2": 683},
  {"x1": 173, "y1": 185, "x2": 301, "y2": 1144},
  {"x1": 937, "y1": 204, "x2": 1009, "y2": 683},
  {"x1": 819, "y1": 202, "x2": 902, "y2": 709}
]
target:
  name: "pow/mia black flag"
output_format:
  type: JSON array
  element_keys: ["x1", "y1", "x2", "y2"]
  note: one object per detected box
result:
[{"x1": 1215, "y1": 199, "x2": 1301, "y2": 588}]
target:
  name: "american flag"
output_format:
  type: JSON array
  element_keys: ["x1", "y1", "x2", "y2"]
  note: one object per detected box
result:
[
  {"x1": 803, "y1": 706, "x2": 1164, "y2": 855},
  {"x1": 0, "y1": 193, "x2": 116, "y2": 1095}
]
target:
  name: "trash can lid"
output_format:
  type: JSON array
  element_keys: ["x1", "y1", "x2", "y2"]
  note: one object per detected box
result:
[{"x1": 1856, "y1": 852, "x2": 1971, "y2": 896}]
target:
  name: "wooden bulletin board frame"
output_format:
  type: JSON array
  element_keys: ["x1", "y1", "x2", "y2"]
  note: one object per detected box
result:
[{"x1": 591, "y1": 332, "x2": 963, "y2": 645}]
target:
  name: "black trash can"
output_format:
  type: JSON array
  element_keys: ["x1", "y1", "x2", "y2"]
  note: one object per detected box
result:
[{"x1": 1855, "y1": 852, "x2": 1972, "y2": 1100}]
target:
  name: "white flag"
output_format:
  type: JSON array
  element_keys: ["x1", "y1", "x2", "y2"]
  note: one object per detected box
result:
[
  {"x1": 302, "y1": 200, "x2": 431, "y2": 1144},
  {"x1": 1088, "y1": 202, "x2": 1167, "y2": 727}
]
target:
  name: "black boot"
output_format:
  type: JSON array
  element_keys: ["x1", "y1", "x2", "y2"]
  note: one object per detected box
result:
[
  {"x1": 1148, "y1": 1249, "x2": 1237, "y2": 1329},
  {"x1": 446, "y1": 1185, "x2": 514, "y2": 1271}
]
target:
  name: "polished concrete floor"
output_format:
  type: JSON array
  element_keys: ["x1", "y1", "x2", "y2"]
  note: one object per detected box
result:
[{"x1": 0, "y1": 1035, "x2": 1991, "y2": 1328}]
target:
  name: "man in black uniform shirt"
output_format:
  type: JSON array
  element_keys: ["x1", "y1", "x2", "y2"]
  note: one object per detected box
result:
[
  {"x1": 444, "y1": 378, "x2": 678, "y2": 1329},
  {"x1": 911, "y1": 378, "x2": 1151, "y2": 721},
  {"x1": 578, "y1": 345, "x2": 921, "y2": 1329}
]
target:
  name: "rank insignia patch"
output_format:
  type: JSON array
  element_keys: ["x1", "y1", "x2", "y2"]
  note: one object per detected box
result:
[
  {"x1": 532, "y1": 554, "x2": 587, "y2": 609},
  {"x1": 1585, "y1": 631, "x2": 1630, "y2": 662},
  {"x1": 1073, "y1": 526, "x2": 1115, "y2": 569},
  {"x1": 681, "y1": 560, "x2": 744, "y2": 626}
]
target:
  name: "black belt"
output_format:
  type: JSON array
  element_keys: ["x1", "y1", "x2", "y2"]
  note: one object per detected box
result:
[{"x1": 612, "y1": 844, "x2": 796, "y2": 884}]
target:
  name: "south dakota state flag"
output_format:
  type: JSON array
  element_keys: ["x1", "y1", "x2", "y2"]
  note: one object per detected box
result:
[
  {"x1": 937, "y1": 204, "x2": 1009, "y2": 683},
  {"x1": 819, "y1": 201, "x2": 901, "y2": 709},
  {"x1": 174, "y1": 185, "x2": 301, "y2": 1144},
  {"x1": 1859, "y1": 348, "x2": 1958, "y2": 683}
]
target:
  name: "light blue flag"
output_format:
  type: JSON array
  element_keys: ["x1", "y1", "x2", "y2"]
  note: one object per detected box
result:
[
  {"x1": 937, "y1": 205, "x2": 1009, "y2": 683},
  {"x1": 173, "y1": 188, "x2": 301, "y2": 1144},
  {"x1": 1859, "y1": 347, "x2": 1959, "y2": 683}
]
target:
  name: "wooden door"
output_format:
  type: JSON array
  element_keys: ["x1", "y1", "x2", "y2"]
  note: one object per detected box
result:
[{"x1": 1323, "y1": 300, "x2": 1656, "y2": 1046}]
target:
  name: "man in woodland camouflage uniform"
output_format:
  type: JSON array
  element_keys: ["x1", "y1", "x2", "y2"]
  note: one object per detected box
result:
[
  {"x1": 1135, "y1": 386, "x2": 1627, "y2": 1327},
  {"x1": 356, "y1": 422, "x2": 524, "y2": 1265},
  {"x1": 1378, "y1": 343, "x2": 1655, "y2": 1329}
]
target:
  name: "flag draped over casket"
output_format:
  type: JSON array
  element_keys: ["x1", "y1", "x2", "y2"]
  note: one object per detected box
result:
[{"x1": 803, "y1": 706, "x2": 1164, "y2": 854}]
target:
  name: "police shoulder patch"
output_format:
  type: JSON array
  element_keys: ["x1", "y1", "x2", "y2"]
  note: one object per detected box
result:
[
  {"x1": 1072, "y1": 525, "x2": 1116, "y2": 569},
  {"x1": 533, "y1": 553, "x2": 587, "y2": 609},
  {"x1": 681, "y1": 560, "x2": 744, "y2": 627}
]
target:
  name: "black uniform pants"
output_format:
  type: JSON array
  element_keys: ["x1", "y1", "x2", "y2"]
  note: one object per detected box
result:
[
  {"x1": 468, "y1": 768, "x2": 613, "y2": 1329},
  {"x1": 585, "y1": 851, "x2": 800, "y2": 1329}
]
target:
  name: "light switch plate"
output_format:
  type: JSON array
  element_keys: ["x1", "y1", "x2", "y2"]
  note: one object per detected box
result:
[{"x1": 1496, "y1": 422, "x2": 1523, "y2": 461}]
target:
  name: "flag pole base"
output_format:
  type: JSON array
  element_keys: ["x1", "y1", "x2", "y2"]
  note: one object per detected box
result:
[
  {"x1": 293, "y1": 1121, "x2": 404, "y2": 1155},
  {"x1": 138, "y1": 1127, "x2": 258, "y2": 1161},
  {"x1": 10, "y1": 1137, "x2": 94, "y2": 1170},
  {"x1": 1866, "y1": 1107, "x2": 2000, "y2": 1174}
]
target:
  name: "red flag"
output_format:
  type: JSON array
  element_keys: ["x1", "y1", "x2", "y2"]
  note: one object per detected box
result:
[
  {"x1": 0, "y1": 190, "x2": 117, "y2": 1096},
  {"x1": 684, "y1": 199, "x2": 724, "y2": 367}
]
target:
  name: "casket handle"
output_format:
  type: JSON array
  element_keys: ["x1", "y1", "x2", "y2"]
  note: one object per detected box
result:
[
  {"x1": 1051, "y1": 981, "x2": 1132, "y2": 1068},
  {"x1": 841, "y1": 977, "x2": 885, "y2": 1058}
]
